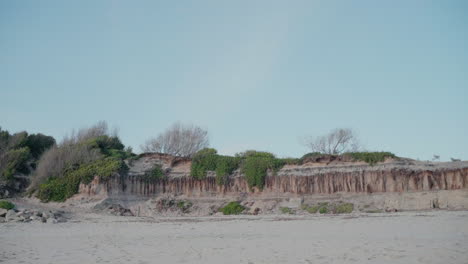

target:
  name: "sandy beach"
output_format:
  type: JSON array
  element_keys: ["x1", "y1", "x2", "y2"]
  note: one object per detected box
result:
[{"x1": 1, "y1": 211, "x2": 467, "y2": 264}]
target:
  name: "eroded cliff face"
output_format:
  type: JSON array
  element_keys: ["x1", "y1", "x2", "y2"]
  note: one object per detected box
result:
[{"x1": 79, "y1": 154, "x2": 468, "y2": 198}]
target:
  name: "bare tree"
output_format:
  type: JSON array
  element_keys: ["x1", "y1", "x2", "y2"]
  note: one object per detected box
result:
[
  {"x1": 141, "y1": 122, "x2": 209, "y2": 157},
  {"x1": 304, "y1": 128, "x2": 360, "y2": 155},
  {"x1": 62, "y1": 120, "x2": 109, "y2": 146}
]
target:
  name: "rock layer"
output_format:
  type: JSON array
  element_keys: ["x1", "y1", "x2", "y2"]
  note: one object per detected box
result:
[{"x1": 79, "y1": 155, "x2": 468, "y2": 198}]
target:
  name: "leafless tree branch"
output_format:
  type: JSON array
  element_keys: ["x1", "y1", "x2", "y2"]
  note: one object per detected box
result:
[
  {"x1": 141, "y1": 122, "x2": 209, "y2": 157},
  {"x1": 304, "y1": 128, "x2": 360, "y2": 155}
]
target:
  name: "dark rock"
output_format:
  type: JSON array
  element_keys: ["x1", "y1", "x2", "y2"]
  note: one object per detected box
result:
[
  {"x1": 108, "y1": 204, "x2": 134, "y2": 216},
  {"x1": 253, "y1": 208, "x2": 261, "y2": 215}
]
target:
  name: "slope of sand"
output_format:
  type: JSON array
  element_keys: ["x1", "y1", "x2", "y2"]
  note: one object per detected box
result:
[{"x1": 1, "y1": 211, "x2": 468, "y2": 264}]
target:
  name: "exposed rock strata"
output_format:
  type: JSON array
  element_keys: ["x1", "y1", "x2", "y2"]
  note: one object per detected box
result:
[{"x1": 79, "y1": 154, "x2": 468, "y2": 198}]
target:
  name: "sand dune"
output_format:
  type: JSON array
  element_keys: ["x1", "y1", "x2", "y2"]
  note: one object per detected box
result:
[{"x1": 1, "y1": 211, "x2": 467, "y2": 264}]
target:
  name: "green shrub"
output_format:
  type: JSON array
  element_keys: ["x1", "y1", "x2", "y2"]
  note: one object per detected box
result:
[
  {"x1": 36, "y1": 158, "x2": 126, "y2": 202},
  {"x1": 189, "y1": 149, "x2": 289, "y2": 189},
  {"x1": 177, "y1": 200, "x2": 193, "y2": 213},
  {"x1": 85, "y1": 135, "x2": 130, "y2": 159},
  {"x1": 143, "y1": 164, "x2": 165, "y2": 182},
  {"x1": 280, "y1": 207, "x2": 295, "y2": 214},
  {"x1": 302, "y1": 204, "x2": 320, "y2": 214},
  {"x1": 0, "y1": 200, "x2": 15, "y2": 210},
  {"x1": 30, "y1": 122, "x2": 133, "y2": 200},
  {"x1": 239, "y1": 151, "x2": 285, "y2": 190},
  {"x1": 25, "y1": 133, "x2": 56, "y2": 159},
  {"x1": 303, "y1": 202, "x2": 354, "y2": 214},
  {"x1": 190, "y1": 148, "x2": 218, "y2": 180},
  {"x1": 77, "y1": 157, "x2": 127, "y2": 183},
  {"x1": 36, "y1": 176, "x2": 74, "y2": 202},
  {"x1": 215, "y1": 156, "x2": 240, "y2": 185},
  {"x1": 334, "y1": 203, "x2": 354, "y2": 214},
  {"x1": 87, "y1": 135, "x2": 124, "y2": 151},
  {"x1": 219, "y1": 201, "x2": 245, "y2": 215},
  {"x1": 241, "y1": 156, "x2": 271, "y2": 190},
  {"x1": 319, "y1": 206, "x2": 329, "y2": 214},
  {"x1": 0, "y1": 127, "x2": 10, "y2": 150},
  {"x1": 4, "y1": 131, "x2": 28, "y2": 150},
  {"x1": 345, "y1": 152, "x2": 396, "y2": 165},
  {"x1": 1, "y1": 147, "x2": 31, "y2": 180},
  {"x1": 0, "y1": 129, "x2": 55, "y2": 189}
]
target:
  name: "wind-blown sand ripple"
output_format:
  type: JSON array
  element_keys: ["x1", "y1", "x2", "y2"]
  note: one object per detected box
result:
[{"x1": 1, "y1": 211, "x2": 467, "y2": 264}]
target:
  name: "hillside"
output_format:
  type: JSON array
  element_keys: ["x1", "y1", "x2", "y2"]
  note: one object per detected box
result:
[{"x1": 73, "y1": 153, "x2": 468, "y2": 216}]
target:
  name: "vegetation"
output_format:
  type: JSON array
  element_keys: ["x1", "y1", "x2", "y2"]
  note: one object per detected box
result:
[
  {"x1": 302, "y1": 202, "x2": 354, "y2": 214},
  {"x1": 1, "y1": 122, "x2": 403, "y2": 203},
  {"x1": 238, "y1": 151, "x2": 285, "y2": 190},
  {"x1": 345, "y1": 152, "x2": 396, "y2": 165},
  {"x1": 190, "y1": 148, "x2": 218, "y2": 180},
  {"x1": 299, "y1": 151, "x2": 397, "y2": 165},
  {"x1": 280, "y1": 207, "x2": 295, "y2": 214},
  {"x1": 0, "y1": 127, "x2": 55, "y2": 182},
  {"x1": 32, "y1": 122, "x2": 133, "y2": 202},
  {"x1": 177, "y1": 200, "x2": 193, "y2": 213},
  {"x1": 334, "y1": 202, "x2": 354, "y2": 214},
  {"x1": 190, "y1": 148, "x2": 287, "y2": 189},
  {"x1": 1, "y1": 147, "x2": 31, "y2": 180},
  {"x1": 36, "y1": 158, "x2": 127, "y2": 202},
  {"x1": 219, "y1": 201, "x2": 245, "y2": 215},
  {"x1": 0, "y1": 200, "x2": 15, "y2": 210},
  {"x1": 141, "y1": 122, "x2": 209, "y2": 157},
  {"x1": 143, "y1": 164, "x2": 166, "y2": 182},
  {"x1": 304, "y1": 128, "x2": 360, "y2": 154},
  {"x1": 301, "y1": 204, "x2": 320, "y2": 214},
  {"x1": 319, "y1": 206, "x2": 329, "y2": 214},
  {"x1": 215, "y1": 155, "x2": 240, "y2": 185},
  {"x1": 25, "y1": 133, "x2": 56, "y2": 159},
  {"x1": 190, "y1": 148, "x2": 397, "y2": 190}
]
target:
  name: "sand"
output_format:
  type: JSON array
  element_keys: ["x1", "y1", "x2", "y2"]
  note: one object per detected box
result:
[{"x1": 1, "y1": 211, "x2": 468, "y2": 264}]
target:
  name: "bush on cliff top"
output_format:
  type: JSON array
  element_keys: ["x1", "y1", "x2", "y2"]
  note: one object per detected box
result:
[
  {"x1": 344, "y1": 152, "x2": 396, "y2": 165},
  {"x1": 190, "y1": 148, "x2": 218, "y2": 180},
  {"x1": 143, "y1": 164, "x2": 166, "y2": 182},
  {"x1": 190, "y1": 148, "x2": 241, "y2": 185},
  {"x1": 299, "y1": 151, "x2": 397, "y2": 165},
  {"x1": 215, "y1": 155, "x2": 240, "y2": 186},
  {"x1": 190, "y1": 149, "x2": 288, "y2": 190},
  {"x1": 238, "y1": 151, "x2": 285, "y2": 190}
]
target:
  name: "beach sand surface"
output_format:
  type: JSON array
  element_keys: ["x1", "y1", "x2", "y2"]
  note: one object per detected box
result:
[{"x1": 1, "y1": 211, "x2": 467, "y2": 264}]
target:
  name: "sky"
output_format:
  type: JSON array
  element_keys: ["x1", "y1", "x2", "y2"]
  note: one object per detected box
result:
[{"x1": 1, "y1": 0, "x2": 467, "y2": 161}]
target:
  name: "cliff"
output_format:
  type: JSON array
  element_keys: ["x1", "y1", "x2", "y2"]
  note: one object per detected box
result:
[{"x1": 79, "y1": 153, "x2": 468, "y2": 198}]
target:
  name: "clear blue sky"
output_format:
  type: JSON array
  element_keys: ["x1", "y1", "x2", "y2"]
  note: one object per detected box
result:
[{"x1": 1, "y1": 1, "x2": 467, "y2": 160}]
